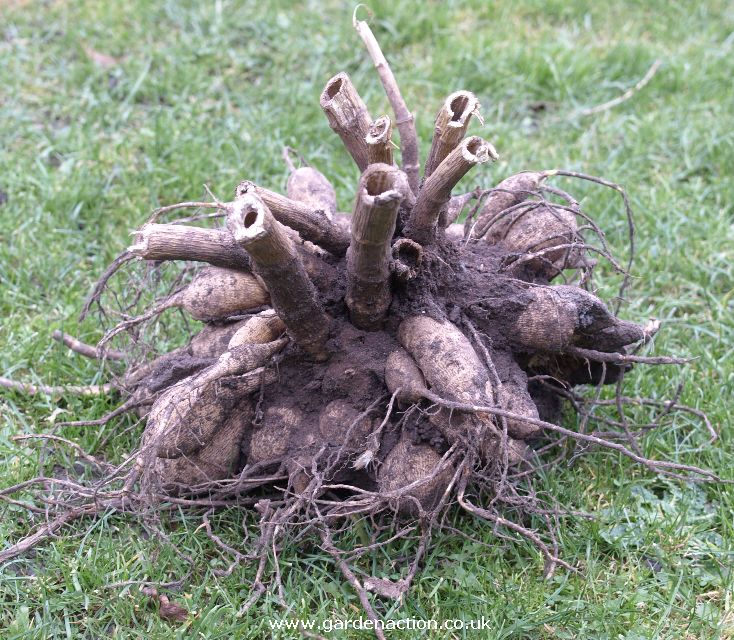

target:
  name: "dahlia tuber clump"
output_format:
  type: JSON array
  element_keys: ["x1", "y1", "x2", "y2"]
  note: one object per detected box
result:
[{"x1": 0, "y1": 11, "x2": 718, "y2": 635}]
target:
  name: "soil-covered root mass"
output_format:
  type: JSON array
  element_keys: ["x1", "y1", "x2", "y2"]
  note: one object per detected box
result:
[{"x1": 0, "y1": 11, "x2": 718, "y2": 635}]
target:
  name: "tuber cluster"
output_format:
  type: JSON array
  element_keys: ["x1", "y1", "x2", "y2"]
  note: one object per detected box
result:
[{"x1": 0, "y1": 14, "x2": 714, "y2": 635}]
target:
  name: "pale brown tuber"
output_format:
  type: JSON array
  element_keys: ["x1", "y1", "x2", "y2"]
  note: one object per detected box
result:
[{"x1": 285, "y1": 160, "x2": 338, "y2": 222}]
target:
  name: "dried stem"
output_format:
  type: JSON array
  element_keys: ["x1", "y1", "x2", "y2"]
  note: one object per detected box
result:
[
  {"x1": 346, "y1": 164, "x2": 409, "y2": 330},
  {"x1": 365, "y1": 115, "x2": 394, "y2": 166},
  {"x1": 390, "y1": 238, "x2": 423, "y2": 282},
  {"x1": 424, "y1": 90, "x2": 479, "y2": 177},
  {"x1": 229, "y1": 194, "x2": 330, "y2": 360},
  {"x1": 405, "y1": 136, "x2": 497, "y2": 244},
  {"x1": 129, "y1": 223, "x2": 251, "y2": 271},
  {"x1": 320, "y1": 72, "x2": 373, "y2": 171},
  {"x1": 353, "y1": 11, "x2": 420, "y2": 194},
  {"x1": 236, "y1": 182, "x2": 349, "y2": 256}
]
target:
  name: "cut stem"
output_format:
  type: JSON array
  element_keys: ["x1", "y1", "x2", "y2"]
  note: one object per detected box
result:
[
  {"x1": 424, "y1": 90, "x2": 479, "y2": 178},
  {"x1": 320, "y1": 72, "x2": 373, "y2": 172},
  {"x1": 129, "y1": 223, "x2": 251, "y2": 271},
  {"x1": 236, "y1": 182, "x2": 349, "y2": 256},
  {"x1": 365, "y1": 115, "x2": 394, "y2": 166},
  {"x1": 346, "y1": 164, "x2": 409, "y2": 330},
  {"x1": 390, "y1": 238, "x2": 423, "y2": 282},
  {"x1": 229, "y1": 194, "x2": 330, "y2": 360},
  {"x1": 405, "y1": 136, "x2": 497, "y2": 244}
]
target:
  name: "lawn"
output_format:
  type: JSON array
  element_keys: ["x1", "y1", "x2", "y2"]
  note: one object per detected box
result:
[{"x1": 1, "y1": 0, "x2": 733, "y2": 638}]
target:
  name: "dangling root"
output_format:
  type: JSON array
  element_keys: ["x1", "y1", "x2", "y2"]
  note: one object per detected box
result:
[
  {"x1": 52, "y1": 330, "x2": 126, "y2": 361},
  {"x1": 80, "y1": 250, "x2": 135, "y2": 321}
]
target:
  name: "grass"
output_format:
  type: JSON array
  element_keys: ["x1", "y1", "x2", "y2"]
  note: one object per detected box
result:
[{"x1": 1, "y1": 0, "x2": 733, "y2": 637}]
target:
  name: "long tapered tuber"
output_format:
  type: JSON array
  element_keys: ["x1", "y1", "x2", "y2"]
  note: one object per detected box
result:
[
  {"x1": 398, "y1": 315, "x2": 542, "y2": 441},
  {"x1": 489, "y1": 348, "x2": 543, "y2": 440},
  {"x1": 286, "y1": 163, "x2": 337, "y2": 221},
  {"x1": 172, "y1": 267, "x2": 270, "y2": 321},
  {"x1": 124, "y1": 321, "x2": 249, "y2": 396},
  {"x1": 498, "y1": 202, "x2": 582, "y2": 279},
  {"x1": 145, "y1": 339, "x2": 285, "y2": 459},
  {"x1": 424, "y1": 91, "x2": 480, "y2": 178},
  {"x1": 442, "y1": 191, "x2": 478, "y2": 228},
  {"x1": 511, "y1": 285, "x2": 645, "y2": 352},
  {"x1": 405, "y1": 136, "x2": 497, "y2": 244},
  {"x1": 318, "y1": 399, "x2": 375, "y2": 451},
  {"x1": 395, "y1": 316, "x2": 485, "y2": 408},
  {"x1": 346, "y1": 164, "x2": 409, "y2": 330},
  {"x1": 244, "y1": 402, "x2": 302, "y2": 466},
  {"x1": 148, "y1": 399, "x2": 254, "y2": 492},
  {"x1": 320, "y1": 72, "x2": 373, "y2": 171},
  {"x1": 228, "y1": 310, "x2": 286, "y2": 349},
  {"x1": 385, "y1": 344, "x2": 542, "y2": 443},
  {"x1": 384, "y1": 348, "x2": 427, "y2": 405},
  {"x1": 99, "y1": 266, "x2": 270, "y2": 346},
  {"x1": 378, "y1": 431, "x2": 454, "y2": 516},
  {"x1": 228, "y1": 193, "x2": 331, "y2": 360}
]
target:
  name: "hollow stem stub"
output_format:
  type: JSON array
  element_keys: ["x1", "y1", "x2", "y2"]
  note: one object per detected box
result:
[
  {"x1": 128, "y1": 223, "x2": 251, "y2": 271},
  {"x1": 346, "y1": 164, "x2": 409, "y2": 330},
  {"x1": 235, "y1": 181, "x2": 349, "y2": 256},
  {"x1": 390, "y1": 238, "x2": 423, "y2": 282},
  {"x1": 424, "y1": 91, "x2": 480, "y2": 178},
  {"x1": 229, "y1": 194, "x2": 330, "y2": 360},
  {"x1": 320, "y1": 72, "x2": 373, "y2": 172},
  {"x1": 366, "y1": 115, "x2": 394, "y2": 166},
  {"x1": 405, "y1": 136, "x2": 497, "y2": 245}
]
